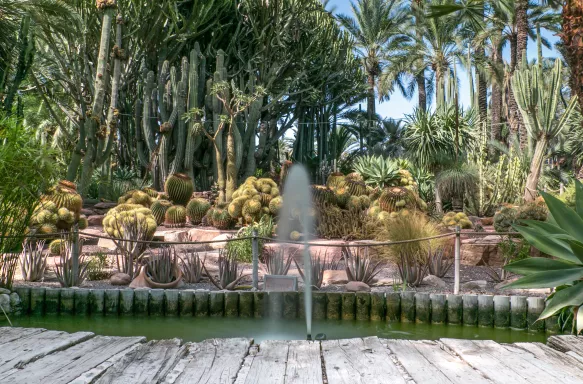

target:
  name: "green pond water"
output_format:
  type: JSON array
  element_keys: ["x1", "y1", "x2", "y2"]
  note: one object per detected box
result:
[{"x1": 7, "y1": 315, "x2": 549, "y2": 344}]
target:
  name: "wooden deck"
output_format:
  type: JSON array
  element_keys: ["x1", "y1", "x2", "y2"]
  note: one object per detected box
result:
[{"x1": 1, "y1": 327, "x2": 583, "y2": 383}]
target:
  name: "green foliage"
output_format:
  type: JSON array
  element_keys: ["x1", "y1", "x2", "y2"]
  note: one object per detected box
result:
[
  {"x1": 226, "y1": 215, "x2": 274, "y2": 262},
  {"x1": 353, "y1": 155, "x2": 401, "y2": 188},
  {"x1": 0, "y1": 115, "x2": 56, "y2": 256},
  {"x1": 504, "y1": 181, "x2": 583, "y2": 330},
  {"x1": 86, "y1": 252, "x2": 110, "y2": 281}
]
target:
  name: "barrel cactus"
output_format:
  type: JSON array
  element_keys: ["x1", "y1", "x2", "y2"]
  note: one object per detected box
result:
[
  {"x1": 118, "y1": 189, "x2": 153, "y2": 207},
  {"x1": 186, "y1": 198, "x2": 211, "y2": 225},
  {"x1": 379, "y1": 187, "x2": 417, "y2": 213},
  {"x1": 442, "y1": 211, "x2": 473, "y2": 229},
  {"x1": 164, "y1": 205, "x2": 187, "y2": 228},
  {"x1": 49, "y1": 239, "x2": 67, "y2": 256},
  {"x1": 227, "y1": 176, "x2": 280, "y2": 225},
  {"x1": 102, "y1": 204, "x2": 157, "y2": 240},
  {"x1": 164, "y1": 173, "x2": 194, "y2": 206},
  {"x1": 150, "y1": 199, "x2": 173, "y2": 225},
  {"x1": 326, "y1": 172, "x2": 345, "y2": 189},
  {"x1": 44, "y1": 181, "x2": 83, "y2": 216},
  {"x1": 311, "y1": 185, "x2": 336, "y2": 205},
  {"x1": 339, "y1": 178, "x2": 367, "y2": 197},
  {"x1": 208, "y1": 205, "x2": 235, "y2": 229}
]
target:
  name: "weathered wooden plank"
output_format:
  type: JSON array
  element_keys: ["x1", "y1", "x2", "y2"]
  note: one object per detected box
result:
[
  {"x1": 440, "y1": 338, "x2": 528, "y2": 384},
  {"x1": 514, "y1": 342, "x2": 583, "y2": 381},
  {"x1": 234, "y1": 340, "x2": 289, "y2": 384},
  {"x1": 322, "y1": 337, "x2": 406, "y2": 384},
  {"x1": 95, "y1": 339, "x2": 186, "y2": 384},
  {"x1": 68, "y1": 343, "x2": 143, "y2": 384},
  {"x1": 285, "y1": 340, "x2": 322, "y2": 384},
  {"x1": 442, "y1": 338, "x2": 581, "y2": 384},
  {"x1": 0, "y1": 330, "x2": 94, "y2": 373},
  {"x1": 0, "y1": 327, "x2": 45, "y2": 345},
  {"x1": 385, "y1": 339, "x2": 490, "y2": 384},
  {"x1": 163, "y1": 338, "x2": 251, "y2": 384},
  {"x1": 547, "y1": 335, "x2": 583, "y2": 358},
  {"x1": 0, "y1": 335, "x2": 145, "y2": 384}
]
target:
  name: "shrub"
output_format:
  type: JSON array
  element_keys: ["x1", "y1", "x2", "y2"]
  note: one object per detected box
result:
[
  {"x1": 226, "y1": 215, "x2": 274, "y2": 262},
  {"x1": 374, "y1": 213, "x2": 442, "y2": 263},
  {"x1": 86, "y1": 253, "x2": 110, "y2": 280}
]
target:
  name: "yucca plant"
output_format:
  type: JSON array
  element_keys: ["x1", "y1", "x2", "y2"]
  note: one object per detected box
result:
[
  {"x1": 353, "y1": 155, "x2": 400, "y2": 188},
  {"x1": 294, "y1": 251, "x2": 342, "y2": 289},
  {"x1": 204, "y1": 249, "x2": 248, "y2": 290},
  {"x1": 343, "y1": 247, "x2": 382, "y2": 285},
  {"x1": 262, "y1": 248, "x2": 293, "y2": 276},
  {"x1": 180, "y1": 250, "x2": 205, "y2": 283},
  {"x1": 20, "y1": 240, "x2": 47, "y2": 282},
  {"x1": 504, "y1": 180, "x2": 583, "y2": 332}
]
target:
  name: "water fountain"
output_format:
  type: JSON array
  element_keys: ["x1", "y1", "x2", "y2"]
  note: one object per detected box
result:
[{"x1": 277, "y1": 165, "x2": 314, "y2": 339}]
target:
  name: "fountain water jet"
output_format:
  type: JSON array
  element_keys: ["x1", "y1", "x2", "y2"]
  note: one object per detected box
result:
[{"x1": 277, "y1": 165, "x2": 314, "y2": 339}]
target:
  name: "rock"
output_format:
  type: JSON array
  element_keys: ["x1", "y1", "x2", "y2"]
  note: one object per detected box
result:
[
  {"x1": 422, "y1": 274, "x2": 446, "y2": 288},
  {"x1": 462, "y1": 280, "x2": 488, "y2": 291},
  {"x1": 0, "y1": 294, "x2": 10, "y2": 312},
  {"x1": 481, "y1": 217, "x2": 494, "y2": 226},
  {"x1": 87, "y1": 215, "x2": 105, "y2": 226},
  {"x1": 93, "y1": 202, "x2": 117, "y2": 209},
  {"x1": 0, "y1": 288, "x2": 10, "y2": 295},
  {"x1": 346, "y1": 281, "x2": 371, "y2": 292},
  {"x1": 81, "y1": 208, "x2": 96, "y2": 216},
  {"x1": 110, "y1": 273, "x2": 132, "y2": 286},
  {"x1": 97, "y1": 237, "x2": 116, "y2": 250},
  {"x1": 323, "y1": 270, "x2": 348, "y2": 285},
  {"x1": 372, "y1": 277, "x2": 402, "y2": 287},
  {"x1": 9, "y1": 292, "x2": 21, "y2": 307},
  {"x1": 163, "y1": 229, "x2": 190, "y2": 243},
  {"x1": 209, "y1": 234, "x2": 233, "y2": 250}
]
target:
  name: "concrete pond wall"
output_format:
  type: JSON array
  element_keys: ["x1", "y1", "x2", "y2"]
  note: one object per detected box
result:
[{"x1": 6, "y1": 287, "x2": 558, "y2": 333}]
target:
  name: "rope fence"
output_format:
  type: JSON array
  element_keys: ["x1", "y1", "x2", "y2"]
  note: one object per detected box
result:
[{"x1": 2, "y1": 227, "x2": 524, "y2": 294}]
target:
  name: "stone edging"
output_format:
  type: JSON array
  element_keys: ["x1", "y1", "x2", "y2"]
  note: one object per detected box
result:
[{"x1": 7, "y1": 287, "x2": 557, "y2": 333}]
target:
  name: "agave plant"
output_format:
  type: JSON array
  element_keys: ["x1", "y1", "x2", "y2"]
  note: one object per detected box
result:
[
  {"x1": 20, "y1": 240, "x2": 47, "y2": 282},
  {"x1": 427, "y1": 247, "x2": 453, "y2": 278},
  {"x1": 294, "y1": 251, "x2": 342, "y2": 289},
  {"x1": 146, "y1": 247, "x2": 180, "y2": 284},
  {"x1": 262, "y1": 248, "x2": 293, "y2": 276},
  {"x1": 180, "y1": 250, "x2": 205, "y2": 284},
  {"x1": 504, "y1": 180, "x2": 583, "y2": 331},
  {"x1": 54, "y1": 237, "x2": 88, "y2": 288},
  {"x1": 343, "y1": 247, "x2": 382, "y2": 285},
  {"x1": 397, "y1": 252, "x2": 428, "y2": 287},
  {"x1": 353, "y1": 155, "x2": 400, "y2": 189},
  {"x1": 204, "y1": 249, "x2": 248, "y2": 290}
]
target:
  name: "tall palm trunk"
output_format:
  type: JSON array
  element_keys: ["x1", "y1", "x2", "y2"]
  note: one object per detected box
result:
[
  {"x1": 507, "y1": 34, "x2": 526, "y2": 148},
  {"x1": 476, "y1": 47, "x2": 488, "y2": 123},
  {"x1": 491, "y1": 33, "x2": 503, "y2": 142},
  {"x1": 515, "y1": 0, "x2": 529, "y2": 149},
  {"x1": 367, "y1": 72, "x2": 375, "y2": 128},
  {"x1": 562, "y1": 0, "x2": 583, "y2": 117},
  {"x1": 417, "y1": 74, "x2": 426, "y2": 111},
  {"x1": 414, "y1": 0, "x2": 426, "y2": 111}
]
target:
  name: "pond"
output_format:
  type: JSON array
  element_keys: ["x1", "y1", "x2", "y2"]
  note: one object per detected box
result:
[{"x1": 10, "y1": 315, "x2": 549, "y2": 344}]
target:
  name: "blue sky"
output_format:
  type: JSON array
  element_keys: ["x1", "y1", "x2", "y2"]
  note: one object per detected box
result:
[{"x1": 327, "y1": 0, "x2": 561, "y2": 120}]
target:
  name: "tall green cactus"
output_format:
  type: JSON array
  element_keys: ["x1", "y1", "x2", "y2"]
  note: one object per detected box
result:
[
  {"x1": 3, "y1": 16, "x2": 34, "y2": 114},
  {"x1": 511, "y1": 58, "x2": 578, "y2": 201}
]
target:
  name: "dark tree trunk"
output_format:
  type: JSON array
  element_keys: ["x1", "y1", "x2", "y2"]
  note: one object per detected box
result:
[
  {"x1": 515, "y1": 0, "x2": 529, "y2": 149},
  {"x1": 507, "y1": 34, "x2": 526, "y2": 148},
  {"x1": 476, "y1": 46, "x2": 488, "y2": 123},
  {"x1": 367, "y1": 73, "x2": 376, "y2": 122},
  {"x1": 491, "y1": 37, "x2": 504, "y2": 142},
  {"x1": 417, "y1": 74, "x2": 427, "y2": 111},
  {"x1": 562, "y1": 0, "x2": 583, "y2": 117}
]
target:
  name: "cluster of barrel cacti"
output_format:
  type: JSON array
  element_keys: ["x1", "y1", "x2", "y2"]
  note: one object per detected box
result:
[
  {"x1": 227, "y1": 177, "x2": 282, "y2": 225},
  {"x1": 103, "y1": 203, "x2": 158, "y2": 239},
  {"x1": 442, "y1": 211, "x2": 473, "y2": 229},
  {"x1": 28, "y1": 181, "x2": 88, "y2": 237},
  {"x1": 118, "y1": 187, "x2": 158, "y2": 207}
]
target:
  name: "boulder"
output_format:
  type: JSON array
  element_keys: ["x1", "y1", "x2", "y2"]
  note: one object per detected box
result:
[
  {"x1": 0, "y1": 293, "x2": 10, "y2": 312},
  {"x1": 323, "y1": 270, "x2": 348, "y2": 285},
  {"x1": 110, "y1": 273, "x2": 132, "y2": 286},
  {"x1": 345, "y1": 281, "x2": 371, "y2": 292},
  {"x1": 209, "y1": 234, "x2": 233, "y2": 250},
  {"x1": 162, "y1": 229, "x2": 190, "y2": 243},
  {"x1": 372, "y1": 277, "x2": 402, "y2": 287},
  {"x1": 0, "y1": 288, "x2": 10, "y2": 295},
  {"x1": 481, "y1": 217, "x2": 494, "y2": 226},
  {"x1": 462, "y1": 280, "x2": 488, "y2": 291},
  {"x1": 81, "y1": 208, "x2": 97, "y2": 216},
  {"x1": 87, "y1": 215, "x2": 105, "y2": 226},
  {"x1": 461, "y1": 236, "x2": 504, "y2": 266},
  {"x1": 422, "y1": 274, "x2": 446, "y2": 288},
  {"x1": 93, "y1": 202, "x2": 117, "y2": 210}
]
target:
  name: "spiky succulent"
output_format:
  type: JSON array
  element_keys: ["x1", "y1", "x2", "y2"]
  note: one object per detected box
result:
[
  {"x1": 49, "y1": 239, "x2": 67, "y2": 255},
  {"x1": 209, "y1": 205, "x2": 236, "y2": 230},
  {"x1": 142, "y1": 187, "x2": 159, "y2": 199},
  {"x1": 164, "y1": 173, "x2": 194, "y2": 206},
  {"x1": 312, "y1": 185, "x2": 336, "y2": 205},
  {"x1": 150, "y1": 199, "x2": 173, "y2": 225},
  {"x1": 186, "y1": 198, "x2": 211, "y2": 225},
  {"x1": 44, "y1": 183, "x2": 83, "y2": 215},
  {"x1": 340, "y1": 178, "x2": 367, "y2": 197},
  {"x1": 103, "y1": 204, "x2": 157, "y2": 239},
  {"x1": 379, "y1": 187, "x2": 417, "y2": 213},
  {"x1": 118, "y1": 189, "x2": 153, "y2": 207},
  {"x1": 226, "y1": 176, "x2": 281, "y2": 225},
  {"x1": 164, "y1": 205, "x2": 187, "y2": 228},
  {"x1": 326, "y1": 172, "x2": 345, "y2": 189}
]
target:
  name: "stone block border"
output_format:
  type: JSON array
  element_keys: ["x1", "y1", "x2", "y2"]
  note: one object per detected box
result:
[{"x1": 9, "y1": 287, "x2": 555, "y2": 333}]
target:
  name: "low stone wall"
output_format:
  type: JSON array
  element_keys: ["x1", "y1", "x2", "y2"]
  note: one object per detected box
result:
[
  {"x1": 0, "y1": 288, "x2": 22, "y2": 317},
  {"x1": 9, "y1": 286, "x2": 557, "y2": 333}
]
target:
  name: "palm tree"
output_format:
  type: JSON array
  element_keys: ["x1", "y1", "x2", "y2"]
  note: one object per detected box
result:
[
  {"x1": 562, "y1": 0, "x2": 583, "y2": 118},
  {"x1": 403, "y1": 105, "x2": 477, "y2": 212},
  {"x1": 337, "y1": 0, "x2": 410, "y2": 126}
]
